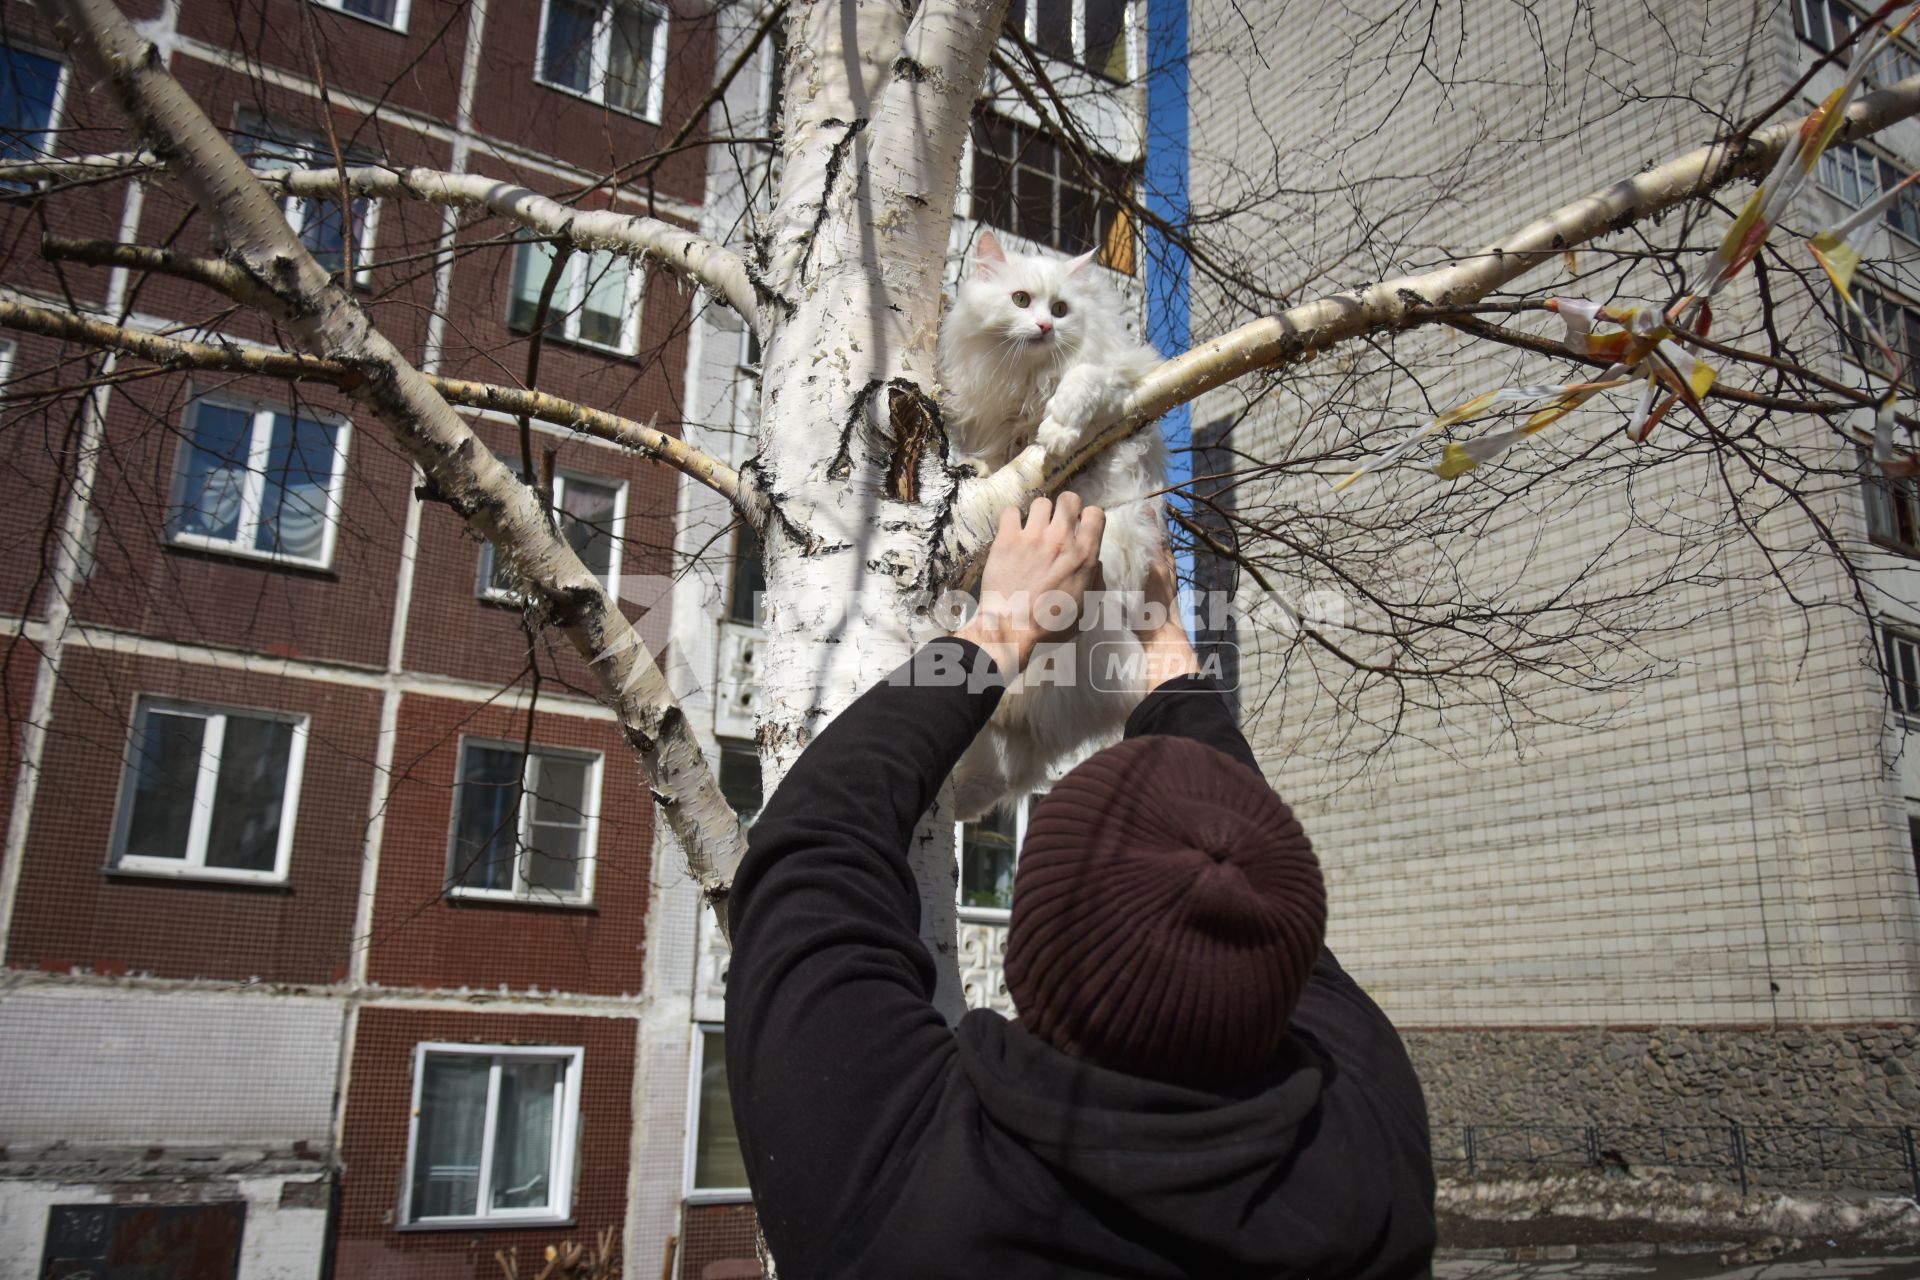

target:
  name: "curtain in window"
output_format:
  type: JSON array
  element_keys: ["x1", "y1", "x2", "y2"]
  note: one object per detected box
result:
[
  {"x1": 491, "y1": 1059, "x2": 560, "y2": 1210},
  {"x1": 257, "y1": 414, "x2": 338, "y2": 558},
  {"x1": 560, "y1": 475, "x2": 620, "y2": 580},
  {"x1": 542, "y1": 0, "x2": 596, "y2": 92},
  {"x1": 174, "y1": 404, "x2": 252, "y2": 541},
  {"x1": 526, "y1": 755, "x2": 589, "y2": 895},
  {"x1": 453, "y1": 745, "x2": 525, "y2": 891},
  {"x1": 606, "y1": 0, "x2": 659, "y2": 115},
  {"x1": 413, "y1": 1055, "x2": 491, "y2": 1218},
  {"x1": 694, "y1": 1030, "x2": 749, "y2": 1189},
  {"x1": 203, "y1": 717, "x2": 295, "y2": 871},
  {"x1": 123, "y1": 711, "x2": 207, "y2": 861},
  {"x1": 577, "y1": 251, "x2": 631, "y2": 349}
]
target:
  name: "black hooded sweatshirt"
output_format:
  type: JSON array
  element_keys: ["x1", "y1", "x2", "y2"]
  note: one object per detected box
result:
[{"x1": 725, "y1": 638, "x2": 1436, "y2": 1280}]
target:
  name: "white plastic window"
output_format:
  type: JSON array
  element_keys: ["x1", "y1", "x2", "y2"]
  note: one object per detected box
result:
[
  {"x1": 168, "y1": 398, "x2": 350, "y2": 568},
  {"x1": 403, "y1": 1044, "x2": 583, "y2": 1227},
  {"x1": 111, "y1": 699, "x2": 309, "y2": 884},
  {"x1": 447, "y1": 741, "x2": 602, "y2": 904},
  {"x1": 536, "y1": 0, "x2": 669, "y2": 120}
]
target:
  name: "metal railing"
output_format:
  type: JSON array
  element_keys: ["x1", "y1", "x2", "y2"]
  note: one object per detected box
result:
[{"x1": 1433, "y1": 1122, "x2": 1920, "y2": 1198}]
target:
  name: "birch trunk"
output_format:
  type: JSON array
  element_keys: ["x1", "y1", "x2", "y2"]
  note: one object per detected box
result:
[{"x1": 746, "y1": 0, "x2": 1007, "y2": 1019}]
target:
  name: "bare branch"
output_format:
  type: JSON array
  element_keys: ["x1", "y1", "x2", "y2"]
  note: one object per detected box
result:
[
  {"x1": 20, "y1": 0, "x2": 748, "y2": 900},
  {"x1": 0, "y1": 298, "x2": 765, "y2": 522}
]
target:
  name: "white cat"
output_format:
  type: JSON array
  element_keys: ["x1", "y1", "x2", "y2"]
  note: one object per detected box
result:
[{"x1": 940, "y1": 230, "x2": 1168, "y2": 820}]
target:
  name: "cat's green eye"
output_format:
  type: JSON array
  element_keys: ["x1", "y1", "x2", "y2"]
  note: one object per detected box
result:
[
  {"x1": 1011, "y1": 290, "x2": 1033, "y2": 308},
  {"x1": 1050, "y1": 300, "x2": 1070, "y2": 318}
]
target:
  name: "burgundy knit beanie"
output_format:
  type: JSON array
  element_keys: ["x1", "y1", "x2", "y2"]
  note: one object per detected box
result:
[{"x1": 1003, "y1": 735, "x2": 1326, "y2": 1090}]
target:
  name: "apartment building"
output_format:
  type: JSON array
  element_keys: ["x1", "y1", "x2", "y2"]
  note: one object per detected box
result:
[
  {"x1": 0, "y1": 0, "x2": 708, "y2": 1273},
  {"x1": 1188, "y1": 0, "x2": 1920, "y2": 1135}
]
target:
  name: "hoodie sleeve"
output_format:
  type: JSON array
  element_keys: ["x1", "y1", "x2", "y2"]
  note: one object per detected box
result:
[
  {"x1": 1123, "y1": 672, "x2": 1261, "y2": 774},
  {"x1": 723, "y1": 637, "x2": 1006, "y2": 1273}
]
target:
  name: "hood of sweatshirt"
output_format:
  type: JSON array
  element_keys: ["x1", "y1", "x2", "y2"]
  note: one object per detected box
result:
[{"x1": 954, "y1": 1007, "x2": 1413, "y2": 1277}]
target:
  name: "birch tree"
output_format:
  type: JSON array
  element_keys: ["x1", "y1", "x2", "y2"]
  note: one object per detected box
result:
[{"x1": 9, "y1": 0, "x2": 1920, "y2": 1017}]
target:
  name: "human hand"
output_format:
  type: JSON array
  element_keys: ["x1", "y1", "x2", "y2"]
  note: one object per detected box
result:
[
  {"x1": 956, "y1": 494, "x2": 1106, "y2": 676},
  {"x1": 1134, "y1": 545, "x2": 1200, "y2": 686}
]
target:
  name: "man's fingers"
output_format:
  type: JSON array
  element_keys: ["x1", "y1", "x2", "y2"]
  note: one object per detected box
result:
[
  {"x1": 997, "y1": 505, "x2": 1022, "y2": 540},
  {"x1": 1026, "y1": 496, "x2": 1053, "y2": 529},
  {"x1": 1052, "y1": 491, "x2": 1083, "y2": 532},
  {"x1": 1074, "y1": 504, "x2": 1107, "y2": 561}
]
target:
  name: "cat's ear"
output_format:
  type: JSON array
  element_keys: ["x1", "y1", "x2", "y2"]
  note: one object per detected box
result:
[
  {"x1": 1065, "y1": 248, "x2": 1098, "y2": 277},
  {"x1": 975, "y1": 230, "x2": 1008, "y2": 277}
]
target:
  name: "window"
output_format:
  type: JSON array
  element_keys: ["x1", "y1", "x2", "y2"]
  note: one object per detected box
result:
[
  {"x1": 758, "y1": 21, "x2": 787, "y2": 135},
  {"x1": 1887, "y1": 628, "x2": 1920, "y2": 717},
  {"x1": 238, "y1": 119, "x2": 377, "y2": 279},
  {"x1": 1814, "y1": 141, "x2": 1920, "y2": 241},
  {"x1": 309, "y1": 0, "x2": 409, "y2": 31},
  {"x1": 509, "y1": 238, "x2": 646, "y2": 354},
  {"x1": 717, "y1": 738, "x2": 761, "y2": 821},
  {"x1": 449, "y1": 741, "x2": 602, "y2": 903},
  {"x1": 537, "y1": 0, "x2": 669, "y2": 120},
  {"x1": 970, "y1": 113, "x2": 1137, "y2": 272},
  {"x1": 478, "y1": 470, "x2": 626, "y2": 600},
  {"x1": 955, "y1": 793, "x2": 1040, "y2": 919},
  {"x1": 1861, "y1": 443, "x2": 1920, "y2": 552},
  {"x1": 725, "y1": 525, "x2": 765, "y2": 625},
  {"x1": 686, "y1": 1027, "x2": 749, "y2": 1199},
  {"x1": 111, "y1": 699, "x2": 308, "y2": 884},
  {"x1": 404, "y1": 1044, "x2": 583, "y2": 1227},
  {"x1": 1795, "y1": 0, "x2": 1920, "y2": 85},
  {"x1": 1834, "y1": 282, "x2": 1920, "y2": 388},
  {"x1": 1006, "y1": 0, "x2": 1131, "y2": 82},
  {"x1": 2, "y1": 45, "x2": 65, "y2": 164},
  {"x1": 1908, "y1": 814, "x2": 1920, "y2": 891},
  {"x1": 169, "y1": 398, "x2": 349, "y2": 567}
]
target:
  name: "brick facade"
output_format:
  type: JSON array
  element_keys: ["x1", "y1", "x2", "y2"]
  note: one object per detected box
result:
[{"x1": 0, "y1": 0, "x2": 712, "y2": 1268}]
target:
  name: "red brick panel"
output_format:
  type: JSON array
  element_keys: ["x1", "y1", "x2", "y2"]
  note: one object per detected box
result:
[
  {"x1": 63, "y1": 371, "x2": 411, "y2": 670},
  {"x1": 468, "y1": 0, "x2": 711, "y2": 204},
  {"x1": 175, "y1": 0, "x2": 468, "y2": 121},
  {"x1": 335, "y1": 1005, "x2": 634, "y2": 1279},
  {"x1": 365, "y1": 694, "x2": 653, "y2": 995},
  {"x1": 3, "y1": 649, "x2": 377, "y2": 982}
]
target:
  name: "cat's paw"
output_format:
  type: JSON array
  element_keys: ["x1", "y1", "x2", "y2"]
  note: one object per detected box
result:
[
  {"x1": 1041, "y1": 366, "x2": 1130, "y2": 453},
  {"x1": 1034, "y1": 414, "x2": 1082, "y2": 457}
]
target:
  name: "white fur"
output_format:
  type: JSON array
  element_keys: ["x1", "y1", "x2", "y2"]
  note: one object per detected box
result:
[{"x1": 939, "y1": 233, "x2": 1168, "y2": 819}]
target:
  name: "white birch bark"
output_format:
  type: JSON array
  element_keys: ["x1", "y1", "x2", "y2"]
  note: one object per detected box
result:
[
  {"x1": 742, "y1": 0, "x2": 1008, "y2": 1020},
  {"x1": 31, "y1": 0, "x2": 749, "y2": 902}
]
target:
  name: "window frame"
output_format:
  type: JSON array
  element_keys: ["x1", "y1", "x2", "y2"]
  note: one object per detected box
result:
[
  {"x1": 476, "y1": 468, "x2": 629, "y2": 602},
  {"x1": 1793, "y1": 0, "x2": 1920, "y2": 87},
  {"x1": 1005, "y1": 0, "x2": 1134, "y2": 83},
  {"x1": 307, "y1": 0, "x2": 411, "y2": 34},
  {"x1": 507, "y1": 238, "x2": 649, "y2": 356},
  {"x1": 1860, "y1": 442, "x2": 1920, "y2": 555},
  {"x1": 1834, "y1": 280, "x2": 1920, "y2": 392},
  {"x1": 967, "y1": 110, "x2": 1138, "y2": 273},
  {"x1": 166, "y1": 393, "x2": 352, "y2": 570},
  {"x1": 108, "y1": 697, "x2": 310, "y2": 885},
  {"x1": 954, "y1": 792, "x2": 1040, "y2": 923},
  {"x1": 237, "y1": 114, "x2": 381, "y2": 284},
  {"x1": 445, "y1": 738, "x2": 605, "y2": 906},
  {"x1": 533, "y1": 0, "x2": 671, "y2": 123},
  {"x1": 1, "y1": 42, "x2": 71, "y2": 165},
  {"x1": 400, "y1": 1042, "x2": 584, "y2": 1230},
  {"x1": 683, "y1": 1024, "x2": 752, "y2": 1203},
  {"x1": 1886, "y1": 626, "x2": 1920, "y2": 721},
  {"x1": 1813, "y1": 139, "x2": 1920, "y2": 246}
]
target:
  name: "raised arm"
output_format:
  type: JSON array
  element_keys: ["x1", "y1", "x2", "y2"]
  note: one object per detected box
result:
[
  {"x1": 1122, "y1": 549, "x2": 1260, "y2": 774},
  {"x1": 724, "y1": 495, "x2": 1107, "y2": 1271}
]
